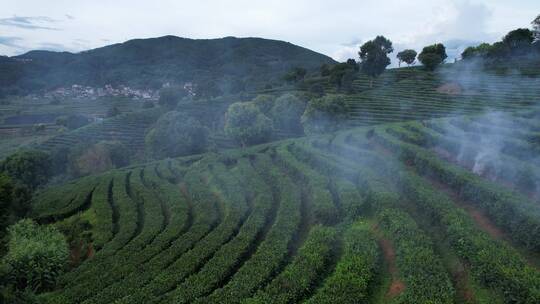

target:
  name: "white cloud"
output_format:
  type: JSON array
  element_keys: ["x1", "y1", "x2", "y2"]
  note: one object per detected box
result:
[{"x1": 0, "y1": 0, "x2": 537, "y2": 59}]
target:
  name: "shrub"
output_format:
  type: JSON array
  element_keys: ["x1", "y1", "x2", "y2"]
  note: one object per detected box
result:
[
  {"x1": 145, "y1": 111, "x2": 209, "y2": 159},
  {"x1": 1, "y1": 219, "x2": 68, "y2": 293},
  {"x1": 55, "y1": 114, "x2": 92, "y2": 130},
  {"x1": 270, "y1": 93, "x2": 306, "y2": 134},
  {"x1": 158, "y1": 86, "x2": 187, "y2": 108},
  {"x1": 1, "y1": 150, "x2": 51, "y2": 190},
  {"x1": 225, "y1": 102, "x2": 273, "y2": 146},
  {"x1": 68, "y1": 141, "x2": 130, "y2": 177},
  {"x1": 301, "y1": 94, "x2": 348, "y2": 135},
  {"x1": 0, "y1": 174, "x2": 30, "y2": 236},
  {"x1": 252, "y1": 94, "x2": 276, "y2": 115}
]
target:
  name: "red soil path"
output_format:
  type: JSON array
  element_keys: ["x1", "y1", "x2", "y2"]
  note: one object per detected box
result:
[{"x1": 371, "y1": 224, "x2": 406, "y2": 299}]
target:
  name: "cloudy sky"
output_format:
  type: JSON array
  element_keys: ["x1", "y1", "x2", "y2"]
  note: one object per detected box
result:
[{"x1": 1, "y1": 0, "x2": 538, "y2": 64}]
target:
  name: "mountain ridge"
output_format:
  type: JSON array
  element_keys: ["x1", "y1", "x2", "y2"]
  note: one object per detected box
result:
[{"x1": 1, "y1": 35, "x2": 336, "y2": 95}]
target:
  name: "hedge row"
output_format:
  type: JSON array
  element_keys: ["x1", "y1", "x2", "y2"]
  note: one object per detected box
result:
[
  {"x1": 162, "y1": 157, "x2": 276, "y2": 304},
  {"x1": 287, "y1": 142, "x2": 367, "y2": 219},
  {"x1": 376, "y1": 207, "x2": 455, "y2": 303},
  {"x1": 46, "y1": 167, "x2": 168, "y2": 303},
  {"x1": 115, "y1": 161, "x2": 252, "y2": 304},
  {"x1": 304, "y1": 221, "x2": 379, "y2": 303},
  {"x1": 398, "y1": 169, "x2": 540, "y2": 303},
  {"x1": 88, "y1": 175, "x2": 115, "y2": 250},
  {"x1": 83, "y1": 158, "x2": 222, "y2": 303},
  {"x1": 197, "y1": 153, "x2": 303, "y2": 303},
  {"x1": 243, "y1": 225, "x2": 339, "y2": 304},
  {"x1": 32, "y1": 175, "x2": 100, "y2": 221},
  {"x1": 371, "y1": 127, "x2": 540, "y2": 251},
  {"x1": 273, "y1": 144, "x2": 339, "y2": 225}
]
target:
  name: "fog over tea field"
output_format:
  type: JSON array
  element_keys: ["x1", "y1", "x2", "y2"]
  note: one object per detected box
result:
[{"x1": 1, "y1": 2, "x2": 540, "y2": 303}]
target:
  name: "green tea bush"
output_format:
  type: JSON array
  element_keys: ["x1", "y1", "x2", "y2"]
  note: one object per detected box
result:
[{"x1": 1, "y1": 219, "x2": 68, "y2": 292}]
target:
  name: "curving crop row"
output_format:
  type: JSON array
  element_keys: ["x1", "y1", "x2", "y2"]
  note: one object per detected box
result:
[
  {"x1": 82, "y1": 159, "x2": 221, "y2": 303},
  {"x1": 196, "y1": 153, "x2": 303, "y2": 303},
  {"x1": 398, "y1": 169, "x2": 540, "y2": 303},
  {"x1": 273, "y1": 144, "x2": 339, "y2": 225},
  {"x1": 304, "y1": 221, "x2": 379, "y2": 304},
  {"x1": 162, "y1": 156, "x2": 278, "y2": 303},
  {"x1": 242, "y1": 225, "x2": 339, "y2": 304},
  {"x1": 115, "y1": 161, "x2": 253, "y2": 304},
  {"x1": 370, "y1": 127, "x2": 540, "y2": 251}
]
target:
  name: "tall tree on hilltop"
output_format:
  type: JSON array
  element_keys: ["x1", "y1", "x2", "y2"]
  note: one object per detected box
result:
[
  {"x1": 503, "y1": 28, "x2": 534, "y2": 55},
  {"x1": 531, "y1": 15, "x2": 539, "y2": 41},
  {"x1": 359, "y1": 36, "x2": 393, "y2": 87},
  {"x1": 397, "y1": 49, "x2": 417, "y2": 67},
  {"x1": 418, "y1": 43, "x2": 448, "y2": 71}
]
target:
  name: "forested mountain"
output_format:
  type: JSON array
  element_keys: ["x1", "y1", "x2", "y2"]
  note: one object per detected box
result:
[{"x1": 0, "y1": 36, "x2": 336, "y2": 95}]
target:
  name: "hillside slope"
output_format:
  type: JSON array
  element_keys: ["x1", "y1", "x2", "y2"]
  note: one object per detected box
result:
[
  {"x1": 1, "y1": 36, "x2": 336, "y2": 94},
  {"x1": 32, "y1": 107, "x2": 540, "y2": 304}
]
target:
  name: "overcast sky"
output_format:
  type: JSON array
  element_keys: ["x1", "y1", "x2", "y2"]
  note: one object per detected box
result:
[{"x1": 1, "y1": 0, "x2": 538, "y2": 65}]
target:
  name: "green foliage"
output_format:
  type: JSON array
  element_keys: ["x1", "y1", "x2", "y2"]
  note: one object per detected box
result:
[
  {"x1": 251, "y1": 94, "x2": 276, "y2": 115},
  {"x1": 159, "y1": 86, "x2": 187, "y2": 108},
  {"x1": 0, "y1": 174, "x2": 30, "y2": 237},
  {"x1": 225, "y1": 102, "x2": 273, "y2": 146},
  {"x1": 68, "y1": 141, "x2": 130, "y2": 177},
  {"x1": 359, "y1": 36, "x2": 394, "y2": 82},
  {"x1": 55, "y1": 114, "x2": 92, "y2": 130},
  {"x1": 533, "y1": 14, "x2": 540, "y2": 41},
  {"x1": 0, "y1": 37, "x2": 335, "y2": 95},
  {"x1": 320, "y1": 63, "x2": 331, "y2": 76},
  {"x1": 283, "y1": 67, "x2": 307, "y2": 83},
  {"x1": 305, "y1": 222, "x2": 379, "y2": 304},
  {"x1": 503, "y1": 28, "x2": 534, "y2": 54},
  {"x1": 244, "y1": 225, "x2": 338, "y2": 304},
  {"x1": 1, "y1": 150, "x2": 51, "y2": 190},
  {"x1": 145, "y1": 111, "x2": 208, "y2": 159},
  {"x1": 1, "y1": 219, "x2": 68, "y2": 293},
  {"x1": 396, "y1": 49, "x2": 417, "y2": 66},
  {"x1": 419, "y1": 43, "x2": 447, "y2": 71},
  {"x1": 270, "y1": 93, "x2": 306, "y2": 133},
  {"x1": 106, "y1": 106, "x2": 121, "y2": 118},
  {"x1": 461, "y1": 43, "x2": 492, "y2": 60},
  {"x1": 301, "y1": 94, "x2": 349, "y2": 135},
  {"x1": 328, "y1": 62, "x2": 358, "y2": 90}
]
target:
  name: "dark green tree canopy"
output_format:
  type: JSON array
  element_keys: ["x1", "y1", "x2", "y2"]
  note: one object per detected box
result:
[
  {"x1": 533, "y1": 15, "x2": 540, "y2": 41},
  {"x1": 461, "y1": 43, "x2": 492, "y2": 60},
  {"x1": 159, "y1": 86, "x2": 187, "y2": 108},
  {"x1": 359, "y1": 36, "x2": 394, "y2": 82},
  {"x1": 284, "y1": 67, "x2": 307, "y2": 83},
  {"x1": 252, "y1": 94, "x2": 276, "y2": 115},
  {"x1": 225, "y1": 102, "x2": 273, "y2": 146},
  {"x1": 270, "y1": 93, "x2": 306, "y2": 134},
  {"x1": 487, "y1": 41, "x2": 510, "y2": 59},
  {"x1": 0, "y1": 150, "x2": 51, "y2": 190},
  {"x1": 145, "y1": 111, "x2": 209, "y2": 159},
  {"x1": 301, "y1": 94, "x2": 349, "y2": 135},
  {"x1": 418, "y1": 43, "x2": 447, "y2": 71},
  {"x1": 346, "y1": 58, "x2": 359, "y2": 71},
  {"x1": 503, "y1": 28, "x2": 534, "y2": 55},
  {"x1": 396, "y1": 49, "x2": 417, "y2": 66}
]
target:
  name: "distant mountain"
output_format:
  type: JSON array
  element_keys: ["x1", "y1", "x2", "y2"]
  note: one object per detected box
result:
[{"x1": 0, "y1": 36, "x2": 336, "y2": 95}]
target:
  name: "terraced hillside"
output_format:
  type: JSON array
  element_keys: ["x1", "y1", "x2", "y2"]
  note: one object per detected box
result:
[
  {"x1": 0, "y1": 97, "x2": 151, "y2": 158},
  {"x1": 32, "y1": 106, "x2": 540, "y2": 304},
  {"x1": 342, "y1": 66, "x2": 540, "y2": 126},
  {"x1": 36, "y1": 108, "x2": 162, "y2": 153}
]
